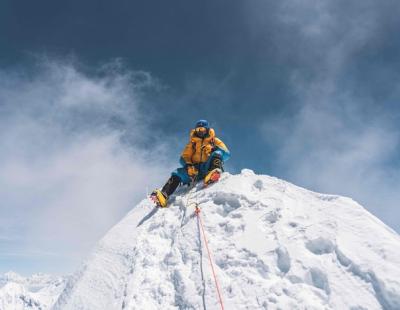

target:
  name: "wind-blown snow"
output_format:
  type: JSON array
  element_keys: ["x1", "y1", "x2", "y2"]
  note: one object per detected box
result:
[
  {"x1": 36, "y1": 170, "x2": 400, "y2": 308},
  {"x1": 0, "y1": 271, "x2": 66, "y2": 309}
]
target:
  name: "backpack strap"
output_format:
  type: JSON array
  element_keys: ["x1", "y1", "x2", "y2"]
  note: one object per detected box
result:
[{"x1": 210, "y1": 137, "x2": 215, "y2": 146}]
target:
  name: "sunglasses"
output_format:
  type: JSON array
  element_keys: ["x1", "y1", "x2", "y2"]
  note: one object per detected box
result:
[{"x1": 195, "y1": 126, "x2": 208, "y2": 136}]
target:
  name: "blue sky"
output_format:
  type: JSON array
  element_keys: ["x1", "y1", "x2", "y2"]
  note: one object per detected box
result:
[{"x1": 1, "y1": 0, "x2": 400, "y2": 275}]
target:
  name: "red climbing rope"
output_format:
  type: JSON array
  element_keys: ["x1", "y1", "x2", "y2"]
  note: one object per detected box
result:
[{"x1": 195, "y1": 206, "x2": 225, "y2": 310}]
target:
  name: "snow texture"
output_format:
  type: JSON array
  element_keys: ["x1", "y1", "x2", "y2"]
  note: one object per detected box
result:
[
  {"x1": 54, "y1": 170, "x2": 400, "y2": 309},
  {"x1": 0, "y1": 271, "x2": 66, "y2": 309},
  {"x1": 6, "y1": 170, "x2": 400, "y2": 309}
]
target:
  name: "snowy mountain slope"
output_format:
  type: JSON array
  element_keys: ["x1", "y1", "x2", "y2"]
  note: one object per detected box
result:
[
  {"x1": 54, "y1": 169, "x2": 400, "y2": 310},
  {"x1": 0, "y1": 272, "x2": 66, "y2": 309}
]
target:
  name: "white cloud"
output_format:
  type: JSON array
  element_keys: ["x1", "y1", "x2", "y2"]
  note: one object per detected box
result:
[
  {"x1": 259, "y1": 0, "x2": 400, "y2": 232},
  {"x1": 0, "y1": 58, "x2": 174, "y2": 274},
  {"x1": 262, "y1": 98, "x2": 400, "y2": 231}
]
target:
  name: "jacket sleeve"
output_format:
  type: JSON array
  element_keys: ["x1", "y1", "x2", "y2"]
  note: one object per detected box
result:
[
  {"x1": 180, "y1": 141, "x2": 194, "y2": 165},
  {"x1": 214, "y1": 137, "x2": 231, "y2": 161}
]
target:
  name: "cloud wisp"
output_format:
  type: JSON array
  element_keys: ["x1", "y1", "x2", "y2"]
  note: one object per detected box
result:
[{"x1": 0, "y1": 58, "x2": 174, "y2": 274}]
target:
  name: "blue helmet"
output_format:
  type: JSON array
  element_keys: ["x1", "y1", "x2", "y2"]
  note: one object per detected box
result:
[{"x1": 195, "y1": 119, "x2": 209, "y2": 129}]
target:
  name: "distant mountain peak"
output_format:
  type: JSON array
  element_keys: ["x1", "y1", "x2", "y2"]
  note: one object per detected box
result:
[{"x1": 0, "y1": 271, "x2": 66, "y2": 309}]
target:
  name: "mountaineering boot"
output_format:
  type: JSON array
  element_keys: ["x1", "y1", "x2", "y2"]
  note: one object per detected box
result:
[
  {"x1": 151, "y1": 175, "x2": 181, "y2": 208},
  {"x1": 150, "y1": 189, "x2": 168, "y2": 208},
  {"x1": 204, "y1": 168, "x2": 222, "y2": 186},
  {"x1": 204, "y1": 155, "x2": 223, "y2": 186}
]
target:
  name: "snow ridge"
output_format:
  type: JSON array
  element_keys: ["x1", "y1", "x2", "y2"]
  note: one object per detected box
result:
[{"x1": 52, "y1": 169, "x2": 400, "y2": 310}]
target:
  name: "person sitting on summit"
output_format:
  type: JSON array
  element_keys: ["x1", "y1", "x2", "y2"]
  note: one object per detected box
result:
[{"x1": 151, "y1": 119, "x2": 230, "y2": 208}]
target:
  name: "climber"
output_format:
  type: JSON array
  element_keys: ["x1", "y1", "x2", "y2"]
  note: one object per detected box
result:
[{"x1": 151, "y1": 119, "x2": 230, "y2": 208}]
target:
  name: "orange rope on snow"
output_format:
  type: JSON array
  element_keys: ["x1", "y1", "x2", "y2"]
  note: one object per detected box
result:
[{"x1": 195, "y1": 206, "x2": 225, "y2": 310}]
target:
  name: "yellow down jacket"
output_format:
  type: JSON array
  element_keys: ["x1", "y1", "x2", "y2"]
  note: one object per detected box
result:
[{"x1": 181, "y1": 128, "x2": 230, "y2": 164}]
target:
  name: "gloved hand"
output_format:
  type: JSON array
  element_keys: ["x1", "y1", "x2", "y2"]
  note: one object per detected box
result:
[
  {"x1": 187, "y1": 165, "x2": 198, "y2": 178},
  {"x1": 203, "y1": 144, "x2": 214, "y2": 156}
]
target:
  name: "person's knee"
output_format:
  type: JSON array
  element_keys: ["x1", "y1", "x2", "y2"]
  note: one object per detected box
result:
[
  {"x1": 172, "y1": 169, "x2": 190, "y2": 185},
  {"x1": 172, "y1": 171, "x2": 183, "y2": 181},
  {"x1": 212, "y1": 148, "x2": 230, "y2": 161},
  {"x1": 211, "y1": 150, "x2": 223, "y2": 159}
]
